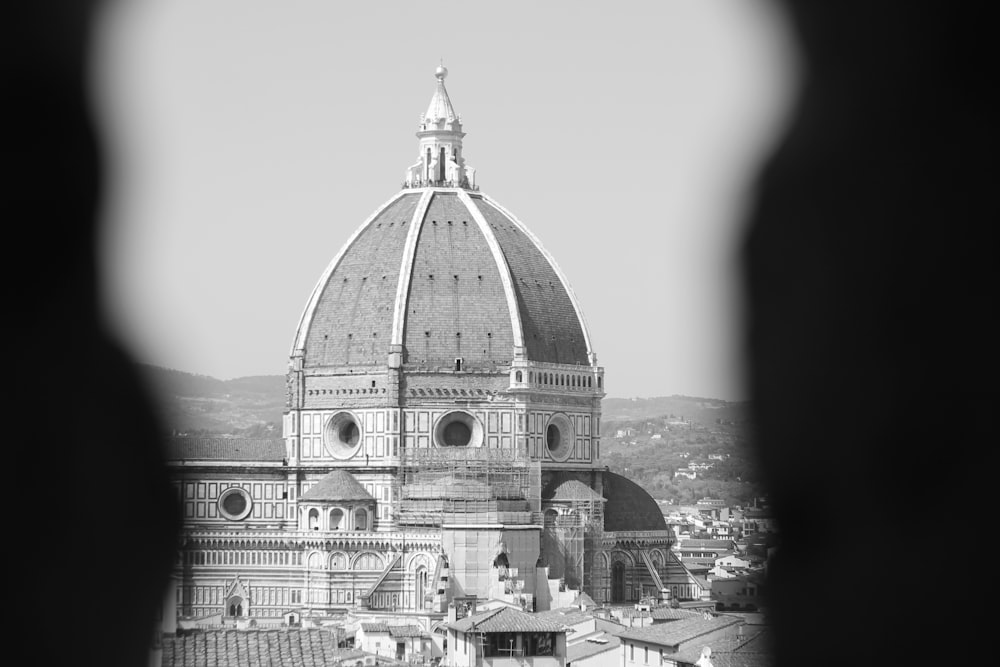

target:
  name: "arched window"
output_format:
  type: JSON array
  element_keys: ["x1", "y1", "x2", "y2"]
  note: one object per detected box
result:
[
  {"x1": 330, "y1": 508, "x2": 344, "y2": 530},
  {"x1": 415, "y1": 566, "x2": 428, "y2": 610},
  {"x1": 228, "y1": 597, "x2": 244, "y2": 617},
  {"x1": 597, "y1": 377, "x2": 602, "y2": 388},
  {"x1": 515, "y1": 371, "x2": 523, "y2": 382},
  {"x1": 354, "y1": 508, "x2": 368, "y2": 531},
  {"x1": 308, "y1": 508, "x2": 319, "y2": 531}
]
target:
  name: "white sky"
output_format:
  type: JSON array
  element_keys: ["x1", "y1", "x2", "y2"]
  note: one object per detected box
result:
[{"x1": 93, "y1": 0, "x2": 798, "y2": 401}]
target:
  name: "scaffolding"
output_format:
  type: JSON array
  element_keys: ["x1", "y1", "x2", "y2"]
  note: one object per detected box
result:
[
  {"x1": 394, "y1": 447, "x2": 541, "y2": 527},
  {"x1": 537, "y1": 472, "x2": 607, "y2": 598}
]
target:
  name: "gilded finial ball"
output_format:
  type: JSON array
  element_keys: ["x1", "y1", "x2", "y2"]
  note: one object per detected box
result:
[{"x1": 435, "y1": 64, "x2": 448, "y2": 80}]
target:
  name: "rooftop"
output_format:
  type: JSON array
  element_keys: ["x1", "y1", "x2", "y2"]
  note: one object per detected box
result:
[
  {"x1": 615, "y1": 615, "x2": 742, "y2": 647},
  {"x1": 566, "y1": 635, "x2": 621, "y2": 662},
  {"x1": 166, "y1": 438, "x2": 285, "y2": 462},
  {"x1": 161, "y1": 629, "x2": 364, "y2": 667},
  {"x1": 450, "y1": 606, "x2": 571, "y2": 634}
]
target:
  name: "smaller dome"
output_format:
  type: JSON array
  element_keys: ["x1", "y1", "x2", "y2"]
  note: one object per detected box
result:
[
  {"x1": 301, "y1": 470, "x2": 373, "y2": 502},
  {"x1": 602, "y1": 471, "x2": 668, "y2": 532}
]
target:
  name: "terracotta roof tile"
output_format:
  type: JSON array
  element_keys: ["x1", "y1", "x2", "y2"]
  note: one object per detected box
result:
[
  {"x1": 615, "y1": 615, "x2": 742, "y2": 647},
  {"x1": 566, "y1": 635, "x2": 620, "y2": 661},
  {"x1": 450, "y1": 606, "x2": 570, "y2": 634},
  {"x1": 166, "y1": 438, "x2": 285, "y2": 461},
  {"x1": 161, "y1": 629, "x2": 363, "y2": 666},
  {"x1": 301, "y1": 470, "x2": 373, "y2": 502},
  {"x1": 388, "y1": 625, "x2": 429, "y2": 639}
]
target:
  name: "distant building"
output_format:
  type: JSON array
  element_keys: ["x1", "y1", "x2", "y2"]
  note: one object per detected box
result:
[
  {"x1": 356, "y1": 622, "x2": 433, "y2": 661},
  {"x1": 711, "y1": 573, "x2": 765, "y2": 613}
]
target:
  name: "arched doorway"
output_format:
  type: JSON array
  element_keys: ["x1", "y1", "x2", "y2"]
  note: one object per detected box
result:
[{"x1": 611, "y1": 562, "x2": 626, "y2": 603}]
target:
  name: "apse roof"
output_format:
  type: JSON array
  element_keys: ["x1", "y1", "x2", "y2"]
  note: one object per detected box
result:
[
  {"x1": 602, "y1": 471, "x2": 669, "y2": 532},
  {"x1": 300, "y1": 469, "x2": 373, "y2": 502}
]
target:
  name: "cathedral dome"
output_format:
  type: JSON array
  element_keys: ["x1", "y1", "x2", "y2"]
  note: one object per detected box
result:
[{"x1": 291, "y1": 70, "x2": 593, "y2": 373}]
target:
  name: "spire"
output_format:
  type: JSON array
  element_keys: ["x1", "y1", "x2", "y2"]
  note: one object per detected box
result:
[
  {"x1": 424, "y1": 65, "x2": 458, "y2": 123},
  {"x1": 404, "y1": 65, "x2": 477, "y2": 190}
]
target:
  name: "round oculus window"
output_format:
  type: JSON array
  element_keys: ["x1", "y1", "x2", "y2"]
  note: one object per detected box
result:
[
  {"x1": 433, "y1": 410, "x2": 484, "y2": 448},
  {"x1": 322, "y1": 411, "x2": 363, "y2": 460},
  {"x1": 218, "y1": 487, "x2": 252, "y2": 521},
  {"x1": 545, "y1": 413, "x2": 574, "y2": 462}
]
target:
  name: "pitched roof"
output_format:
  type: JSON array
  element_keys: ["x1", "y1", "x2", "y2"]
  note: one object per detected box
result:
[
  {"x1": 672, "y1": 627, "x2": 774, "y2": 667},
  {"x1": 615, "y1": 615, "x2": 742, "y2": 647},
  {"x1": 388, "y1": 625, "x2": 429, "y2": 639},
  {"x1": 649, "y1": 606, "x2": 703, "y2": 621},
  {"x1": 166, "y1": 438, "x2": 285, "y2": 462},
  {"x1": 572, "y1": 592, "x2": 598, "y2": 608},
  {"x1": 533, "y1": 608, "x2": 594, "y2": 626},
  {"x1": 301, "y1": 470, "x2": 373, "y2": 502},
  {"x1": 162, "y1": 629, "x2": 359, "y2": 666},
  {"x1": 449, "y1": 606, "x2": 570, "y2": 634},
  {"x1": 361, "y1": 622, "x2": 390, "y2": 633},
  {"x1": 566, "y1": 635, "x2": 621, "y2": 661}
]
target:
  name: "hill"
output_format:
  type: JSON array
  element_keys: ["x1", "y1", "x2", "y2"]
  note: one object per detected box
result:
[
  {"x1": 602, "y1": 395, "x2": 749, "y2": 427},
  {"x1": 138, "y1": 365, "x2": 285, "y2": 436},
  {"x1": 141, "y1": 368, "x2": 759, "y2": 505}
]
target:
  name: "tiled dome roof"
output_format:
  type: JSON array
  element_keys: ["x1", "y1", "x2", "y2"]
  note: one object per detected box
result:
[
  {"x1": 602, "y1": 471, "x2": 668, "y2": 532},
  {"x1": 300, "y1": 470, "x2": 373, "y2": 502},
  {"x1": 291, "y1": 190, "x2": 592, "y2": 370}
]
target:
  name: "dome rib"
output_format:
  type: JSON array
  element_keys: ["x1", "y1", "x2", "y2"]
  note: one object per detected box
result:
[
  {"x1": 457, "y1": 189, "x2": 525, "y2": 351},
  {"x1": 390, "y1": 189, "x2": 434, "y2": 346},
  {"x1": 482, "y1": 195, "x2": 594, "y2": 361},
  {"x1": 291, "y1": 190, "x2": 409, "y2": 357}
]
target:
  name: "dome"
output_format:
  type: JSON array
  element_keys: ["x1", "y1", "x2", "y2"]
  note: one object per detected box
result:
[
  {"x1": 292, "y1": 191, "x2": 592, "y2": 370},
  {"x1": 300, "y1": 469, "x2": 373, "y2": 502},
  {"x1": 602, "y1": 471, "x2": 668, "y2": 532},
  {"x1": 291, "y1": 67, "x2": 593, "y2": 373}
]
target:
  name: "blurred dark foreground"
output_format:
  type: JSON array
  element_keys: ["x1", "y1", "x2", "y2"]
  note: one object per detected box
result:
[{"x1": 7, "y1": 2, "x2": 994, "y2": 666}]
